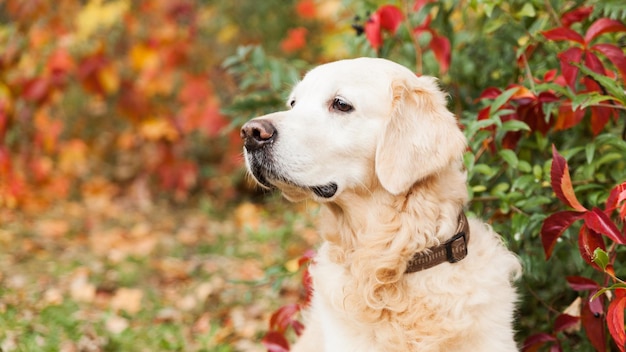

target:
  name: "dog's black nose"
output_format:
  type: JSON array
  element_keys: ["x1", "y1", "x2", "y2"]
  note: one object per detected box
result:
[{"x1": 240, "y1": 119, "x2": 276, "y2": 151}]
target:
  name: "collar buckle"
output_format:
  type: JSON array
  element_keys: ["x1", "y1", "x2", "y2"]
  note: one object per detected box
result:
[{"x1": 445, "y1": 231, "x2": 468, "y2": 263}]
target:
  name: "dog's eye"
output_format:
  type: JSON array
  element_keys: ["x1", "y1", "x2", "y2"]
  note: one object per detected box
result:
[
  {"x1": 332, "y1": 98, "x2": 353, "y2": 113},
  {"x1": 289, "y1": 99, "x2": 296, "y2": 108}
]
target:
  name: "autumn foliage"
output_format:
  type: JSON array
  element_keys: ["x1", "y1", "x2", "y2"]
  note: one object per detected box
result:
[
  {"x1": 1, "y1": 0, "x2": 625, "y2": 351},
  {"x1": 0, "y1": 0, "x2": 238, "y2": 210}
]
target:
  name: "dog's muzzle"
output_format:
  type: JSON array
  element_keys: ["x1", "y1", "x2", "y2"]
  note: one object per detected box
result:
[{"x1": 240, "y1": 119, "x2": 338, "y2": 199}]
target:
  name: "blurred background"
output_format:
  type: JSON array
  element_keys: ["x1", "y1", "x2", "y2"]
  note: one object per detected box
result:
[{"x1": 1, "y1": 0, "x2": 625, "y2": 351}]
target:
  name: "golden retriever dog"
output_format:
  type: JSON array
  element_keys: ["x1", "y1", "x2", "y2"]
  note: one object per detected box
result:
[{"x1": 241, "y1": 58, "x2": 521, "y2": 351}]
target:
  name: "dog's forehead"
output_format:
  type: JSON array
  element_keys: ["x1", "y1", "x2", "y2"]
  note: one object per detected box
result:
[{"x1": 294, "y1": 58, "x2": 399, "y2": 98}]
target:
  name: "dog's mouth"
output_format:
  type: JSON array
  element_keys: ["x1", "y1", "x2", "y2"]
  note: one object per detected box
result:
[
  {"x1": 309, "y1": 183, "x2": 338, "y2": 198},
  {"x1": 245, "y1": 151, "x2": 338, "y2": 199}
]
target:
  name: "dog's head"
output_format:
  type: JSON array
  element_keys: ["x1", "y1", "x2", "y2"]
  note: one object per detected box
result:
[{"x1": 241, "y1": 58, "x2": 466, "y2": 202}]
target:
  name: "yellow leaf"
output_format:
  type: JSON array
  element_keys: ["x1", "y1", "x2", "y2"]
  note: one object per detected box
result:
[
  {"x1": 234, "y1": 202, "x2": 262, "y2": 230},
  {"x1": 97, "y1": 64, "x2": 120, "y2": 94},
  {"x1": 58, "y1": 139, "x2": 88, "y2": 176},
  {"x1": 75, "y1": 0, "x2": 129, "y2": 39},
  {"x1": 139, "y1": 118, "x2": 179, "y2": 141},
  {"x1": 285, "y1": 258, "x2": 299, "y2": 273},
  {"x1": 218, "y1": 23, "x2": 239, "y2": 44},
  {"x1": 130, "y1": 43, "x2": 159, "y2": 71}
]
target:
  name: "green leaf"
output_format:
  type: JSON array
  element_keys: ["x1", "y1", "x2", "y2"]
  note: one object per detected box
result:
[
  {"x1": 491, "y1": 182, "x2": 510, "y2": 195},
  {"x1": 585, "y1": 143, "x2": 595, "y2": 164},
  {"x1": 518, "y1": 160, "x2": 532, "y2": 173},
  {"x1": 515, "y1": 3, "x2": 536, "y2": 18},
  {"x1": 464, "y1": 118, "x2": 499, "y2": 140},
  {"x1": 472, "y1": 185, "x2": 487, "y2": 193},
  {"x1": 592, "y1": 248, "x2": 609, "y2": 271},
  {"x1": 571, "y1": 92, "x2": 616, "y2": 111},
  {"x1": 595, "y1": 152, "x2": 624, "y2": 168},
  {"x1": 501, "y1": 120, "x2": 531, "y2": 132},
  {"x1": 533, "y1": 164, "x2": 542, "y2": 179},
  {"x1": 499, "y1": 149, "x2": 519, "y2": 167},
  {"x1": 512, "y1": 175, "x2": 536, "y2": 191},
  {"x1": 534, "y1": 82, "x2": 573, "y2": 98},
  {"x1": 490, "y1": 87, "x2": 521, "y2": 113},
  {"x1": 269, "y1": 60, "x2": 282, "y2": 90},
  {"x1": 575, "y1": 63, "x2": 626, "y2": 105},
  {"x1": 463, "y1": 151, "x2": 475, "y2": 171},
  {"x1": 473, "y1": 163, "x2": 496, "y2": 178}
]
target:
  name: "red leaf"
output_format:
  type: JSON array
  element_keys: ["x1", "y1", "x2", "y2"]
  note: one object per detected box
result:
[
  {"x1": 301, "y1": 267, "x2": 313, "y2": 306},
  {"x1": 606, "y1": 182, "x2": 626, "y2": 219},
  {"x1": 561, "y1": 6, "x2": 593, "y2": 28},
  {"x1": 544, "y1": 69, "x2": 558, "y2": 82},
  {"x1": 477, "y1": 106, "x2": 491, "y2": 121},
  {"x1": 22, "y1": 77, "x2": 52, "y2": 104},
  {"x1": 592, "y1": 43, "x2": 626, "y2": 83},
  {"x1": 566, "y1": 276, "x2": 599, "y2": 291},
  {"x1": 578, "y1": 225, "x2": 606, "y2": 269},
  {"x1": 584, "y1": 207, "x2": 626, "y2": 244},
  {"x1": 584, "y1": 18, "x2": 626, "y2": 44},
  {"x1": 477, "y1": 87, "x2": 502, "y2": 100},
  {"x1": 295, "y1": 0, "x2": 316, "y2": 19},
  {"x1": 46, "y1": 48, "x2": 75, "y2": 86},
  {"x1": 365, "y1": 12, "x2": 383, "y2": 50},
  {"x1": 537, "y1": 91, "x2": 560, "y2": 103},
  {"x1": 584, "y1": 51, "x2": 607, "y2": 76},
  {"x1": 413, "y1": 14, "x2": 432, "y2": 36},
  {"x1": 77, "y1": 51, "x2": 110, "y2": 96},
  {"x1": 292, "y1": 320, "x2": 305, "y2": 336},
  {"x1": 542, "y1": 27, "x2": 585, "y2": 45},
  {"x1": 297, "y1": 249, "x2": 316, "y2": 267},
  {"x1": 378, "y1": 5, "x2": 404, "y2": 34},
  {"x1": 280, "y1": 27, "x2": 308, "y2": 53},
  {"x1": 429, "y1": 34, "x2": 451, "y2": 74},
  {"x1": 589, "y1": 105, "x2": 616, "y2": 135},
  {"x1": 522, "y1": 333, "x2": 557, "y2": 352},
  {"x1": 262, "y1": 331, "x2": 290, "y2": 352},
  {"x1": 269, "y1": 304, "x2": 301, "y2": 333},
  {"x1": 589, "y1": 292, "x2": 605, "y2": 317},
  {"x1": 555, "y1": 102, "x2": 585, "y2": 131},
  {"x1": 549, "y1": 345, "x2": 563, "y2": 352},
  {"x1": 365, "y1": 5, "x2": 404, "y2": 50},
  {"x1": 581, "y1": 295, "x2": 607, "y2": 352},
  {"x1": 541, "y1": 210, "x2": 585, "y2": 259},
  {"x1": 551, "y1": 145, "x2": 587, "y2": 212},
  {"x1": 558, "y1": 47, "x2": 584, "y2": 90},
  {"x1": 554, "y1": 313, "x2": 581, "y2": 333},
  {"x1": 607, "y1": 289, "x2": 626, "y2": 352}
]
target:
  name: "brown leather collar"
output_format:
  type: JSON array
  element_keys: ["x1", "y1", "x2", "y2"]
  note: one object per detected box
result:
[{"x1": 405, "y1": 213, "x2": 470, "y2": 273}]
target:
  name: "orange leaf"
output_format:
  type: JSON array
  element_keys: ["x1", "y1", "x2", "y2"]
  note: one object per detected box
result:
[
  {"x1": 296, "y1": 0, "x2": 316, "y2": 19},
  {"x1": 280, "y1": 27, "x2": 308, "y2": 53},
  {"x1": 551, "y1": 145, "x2": 587, "y2": 212},
  {"x1": 607, "y1": 290, "x2": 626, "y2": 352},
  {"x1": 554, "y1": 102, "x2": 585, "y2": 131}
]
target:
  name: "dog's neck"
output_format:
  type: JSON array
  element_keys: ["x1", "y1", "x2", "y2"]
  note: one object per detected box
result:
[{"x1": 320, "y1": 165, "x2": 468, "y2": 265}]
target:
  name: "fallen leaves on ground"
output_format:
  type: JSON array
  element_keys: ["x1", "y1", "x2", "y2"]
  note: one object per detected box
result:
[{"x1": 0, "y1": 196, "x2": 318, "y2": 351}]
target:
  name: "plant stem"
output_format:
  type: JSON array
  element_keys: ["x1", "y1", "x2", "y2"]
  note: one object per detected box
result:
[
  {"x1": 544, "y1": 0, "x2": 561, "y2": 25},
  {"x1": 404, "y1": 0, "x2": 423, "y2": 74},
  {"x1": 521, "y1": 52, "x2": 536, "y2": 93}
]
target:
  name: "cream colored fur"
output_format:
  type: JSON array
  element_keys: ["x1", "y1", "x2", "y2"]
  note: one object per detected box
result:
[{"x1": 242, "y1": 58, "x2": 521, "y2": 351}]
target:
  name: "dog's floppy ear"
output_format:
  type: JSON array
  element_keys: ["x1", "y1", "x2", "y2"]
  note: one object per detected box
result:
[{"x1": 375, "y1": 75, "x2": 466, "y2": 195}]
